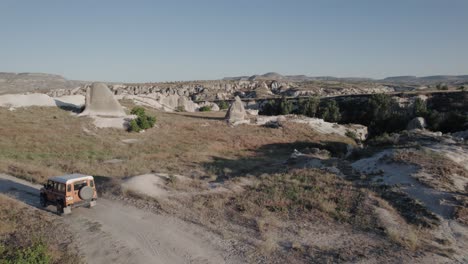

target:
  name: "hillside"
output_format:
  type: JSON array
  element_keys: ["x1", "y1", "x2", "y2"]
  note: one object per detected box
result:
[{"x1": 0, "y1": 72, "x2": 84, "y2": 95}]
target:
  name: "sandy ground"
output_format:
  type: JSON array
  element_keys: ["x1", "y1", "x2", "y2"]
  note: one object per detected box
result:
[
  {"x1": 0, "y1": 173, "x2": 242, "y2": 264},
  {"x1": 91, "y1": 116, "x2": 135, "y2": 129}
]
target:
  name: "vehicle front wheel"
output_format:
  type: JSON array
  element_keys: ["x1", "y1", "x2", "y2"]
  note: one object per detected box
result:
[{"x1": 40, "y1": 195, "x2": 47, "y2": 207}]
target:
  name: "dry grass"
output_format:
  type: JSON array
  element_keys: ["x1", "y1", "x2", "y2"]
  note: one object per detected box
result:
[
  {"x1": 386, "y1": 227, "x2": 420, "y2": 251},
  {"x1": 0, "y1": 194, "x2": 80, "y2": 263},
  {"x1": 231, "y1": 169, "x2": 377, "y2": 227},
  {"x1": 159, "y1": 168, "x2": 425, "y2": 263},
  {"x1": 0, "y1": 106, "x2": 352, "y2": 182}
]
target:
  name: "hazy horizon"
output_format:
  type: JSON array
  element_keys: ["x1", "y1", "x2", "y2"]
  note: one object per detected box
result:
[{"x1": 1, "y1": 0, "x2": 468, "y2": 82}]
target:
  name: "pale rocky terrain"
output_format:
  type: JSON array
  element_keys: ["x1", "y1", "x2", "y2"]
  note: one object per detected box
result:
[{"x1": 0, "y1": 72, "x2": 467, "y2": 263}]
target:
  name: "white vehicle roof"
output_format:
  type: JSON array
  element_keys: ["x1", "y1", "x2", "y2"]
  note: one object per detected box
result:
[{"x1": 49, "y1": 174, "x2": 94, "y2": 184}]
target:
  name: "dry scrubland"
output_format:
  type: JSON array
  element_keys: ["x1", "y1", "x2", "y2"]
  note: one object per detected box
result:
[
  {"x1": 0, "y1": 104, "x2": 352, "y2": 183},
  {"x1": 1, "y1": 104, "x2": 467, "y2": 263},
  {"x1": 0, "y1": 194, "x2": 80, "y2": 263}
]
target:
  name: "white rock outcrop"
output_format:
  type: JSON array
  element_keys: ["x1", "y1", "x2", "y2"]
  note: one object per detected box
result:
[
  {"x1": 225, "y1": 96, "x2": 249, "y2": 125},
  {"x1": 256, "y1": 115, "x2": 368, "y2": 141},
  {"x1": 80, "y1": 83, "x2": 126, "y2": 117}
]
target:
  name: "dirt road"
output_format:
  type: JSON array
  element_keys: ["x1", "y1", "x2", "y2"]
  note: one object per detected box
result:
[{"x1": 0, "y1": 174, "x2": 242, "y2": 264}]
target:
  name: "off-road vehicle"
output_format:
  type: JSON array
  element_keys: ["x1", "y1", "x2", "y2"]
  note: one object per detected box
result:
[{"x1": 40, "y1": 174, "x2": 97, "y2": 215}]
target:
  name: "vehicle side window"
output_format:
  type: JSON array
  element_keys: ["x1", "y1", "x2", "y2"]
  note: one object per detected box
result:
[
  {"x1": 58, "y1": 183, "x2": 65, "y2": 192},
  {"x1": 67, "y1": 184, "x2": 71, "y2": 192},
  {"x1": 47, "y1": 180, "x2": 53, "y2": 189},
  {"x1": 90, "y1": 180, "x2": 94, "y2": 188},
  {"x1": 74, "y1": 181, "x2": 87, "y2": 191},
  {"x1": 54, "y1": 182, "x2": 59, "y2": 191}
]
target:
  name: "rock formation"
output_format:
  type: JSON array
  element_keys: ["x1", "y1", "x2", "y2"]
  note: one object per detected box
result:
[
  {"x1": 80, "y1": 83, "x2": 126, "y2": 117},
  {"x1": 407, "y1": 117, "x2": 426, "y2": 130},
  {"x1": 225, "y1": 96, "x2": 248, "y2": 125}
]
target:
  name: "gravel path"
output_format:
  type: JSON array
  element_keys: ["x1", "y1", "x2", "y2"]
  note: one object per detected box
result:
[{"x1": 0, "y1": 173, "x2": 241, "y2": 264}]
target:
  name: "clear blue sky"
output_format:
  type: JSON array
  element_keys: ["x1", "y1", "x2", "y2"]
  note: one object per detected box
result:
[{"x1": 1, "y1": 0, "x2": 467, "y2": 82}]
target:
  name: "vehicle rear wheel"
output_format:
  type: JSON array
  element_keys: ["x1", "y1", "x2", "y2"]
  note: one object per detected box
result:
[
  {"x1": 40, "y1": 195, "x2": 47, "y2": 207},
  {"x1": 56, "y1": 201, "x2": 64, "y2": 214}
]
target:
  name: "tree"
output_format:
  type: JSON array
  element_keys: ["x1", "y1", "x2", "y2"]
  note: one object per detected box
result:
[
  {"x1": 278, "y1": 97, "x2": 293, "y2": 115},
  {"x1": 297, "y1": 97, "x2": 319, "y2": 117},
  {"x1": 365, "y1": 94, "x2": 407, "y2": 136},
  {"x1": 413, "y1": 98, "x2": 427, "y2": 116},
  {"x1": 367, "y1": 94, "x2": 397, "y2": 122},
  {"x1": 259, "y1": 100, "x2": 277, "y2": 115},
  {"x1": 318, "y1": 100, "x2": 341, "y2": 122}
]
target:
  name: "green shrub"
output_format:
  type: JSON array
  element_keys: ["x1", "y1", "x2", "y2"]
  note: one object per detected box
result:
[
  {"x1": 176, "y1": 106, "x2": 185, "y2": 112},
  {"x1": 278, "y1": 97, "x2": 293, "y2": 115},
  {"x1": 364, "y1": 94, "x2": 409, "y2": 136},
  {"x1": 318, "y1": 100, "x2": 341, "y2": 122},
  {"x1": 367, "y1": 94, "x2": 394, "y2": 121},
  {"x1": 130, "y1": 106, "x2": 145, "y2": 117},
  {"x1": 199, "y1": 106, "x2": 212, "y2": 112},
  {"x1": 413, "y1": 98, "x2": 427, "y2": 116},
  {"x1": 217, "y1": 101, "x2": 229, "y2": 110},
  {"x1": 259, "y1": 97, "x2": 293, "y2": 115},
  {"x1": 129, "y1": 119, "x2": 141, "y2": 132},
  {"x1": 128, "y1": 107, "x2": 156, "y2": 132},
  {"x1": 1, "y1": 241, "x2": 51, "y2": 264},
  {"x1": 296, "y1": 97, "x2": 319, "y2": 117}
]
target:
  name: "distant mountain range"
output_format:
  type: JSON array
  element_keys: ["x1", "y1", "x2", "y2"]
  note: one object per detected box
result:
[
  {"x1": 224, "y1": 72, "x2": 468, "y2": 85},
  {"x1": 1, "y1": 71, "x2": 467, "y2": 95}
]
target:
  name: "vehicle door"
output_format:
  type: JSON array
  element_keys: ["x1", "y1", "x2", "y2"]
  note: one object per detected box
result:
[
  {"x1": 45, "y1": 180, "x2": 56, "y2": 202},
  {"x1": 56, "y1": 183, "x2": 66, "y2": 201},
  {"x1": 52, "y1": 182, "x2": 66, "y2": 202}
]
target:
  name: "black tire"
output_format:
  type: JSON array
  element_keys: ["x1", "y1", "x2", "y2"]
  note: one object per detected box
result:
[
  {"x1": 56, "y1": 201, "x2": 64, "y2": 214},
  {"x1": 40, "y1": 195, "x2": 47, "y2": 207}
]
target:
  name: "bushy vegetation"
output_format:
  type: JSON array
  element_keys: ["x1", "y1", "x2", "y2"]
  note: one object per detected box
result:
[
  {"x1": 318, "y1": 100, "x2": 341, "y2": 122},
  {"x1": 198, "y1": 105, "x2": 212, "y2": 112},
  {"x1": 0, "y1": 195, "x2": 79, "y2": 264},
  {"x1": 217, "y1": 101, "x2": 230, "y2": 110},
  {"x1": 436, "y1": 83, "x2": 448, "y2": 90},
  {"x1": 364, "y1": 94, "x2": 409, "y2": 136},
  {"x1": 425, "y1": 110, "x2": 468, "y2": 132},
  {"x1": 413, "y1": 98, "x2": 427, "y2": 116},
  {"x1": 0, "y1": 241, "x2": 51, "y2": 264},
  {"x1": 129, "y1": 106, "x2": 156, "y2": 132},
  {"x1": 297, "y1": 97, "x2": 320, "y2": 117},
  {"x1": 259, "y1": 97, "x2": 294, "y2": 115}
]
